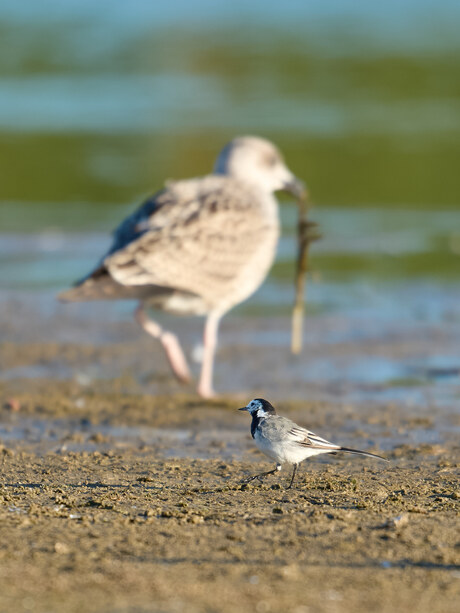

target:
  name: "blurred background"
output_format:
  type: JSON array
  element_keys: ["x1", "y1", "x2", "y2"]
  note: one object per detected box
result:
[{"x1": 1, "y1": 0, "x2": 460, "y2": 406}]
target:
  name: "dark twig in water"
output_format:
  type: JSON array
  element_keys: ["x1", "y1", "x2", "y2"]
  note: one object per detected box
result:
[{"x1": 291, "y1": 191, "x2": 321, "y2": 354}]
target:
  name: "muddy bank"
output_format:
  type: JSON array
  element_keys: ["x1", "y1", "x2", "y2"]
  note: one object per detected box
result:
[
  {"x1": 0, "y1": 388, "x2": 458, "y2": 613},
  {"x1": 0, "y1": 293, "x2": 459, "y2": 612},
  {"x1": 2, "y1": 292, "x2": 460, "y2": 411},
  {"x1": 0, "y1": 447, "x2": 459, "y2": 613},
  {"x1": 1, "y1": 378, "x2": 459, "y2": 457}
]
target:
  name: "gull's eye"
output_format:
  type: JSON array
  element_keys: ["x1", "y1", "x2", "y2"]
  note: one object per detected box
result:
[{"x1": 264, "y1": 153, "x2": 278, "y2": 167}]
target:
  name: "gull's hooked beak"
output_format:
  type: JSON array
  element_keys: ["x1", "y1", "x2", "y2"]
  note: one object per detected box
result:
[{"x1": 283, "y1": 176, "x2": 307, "y2": 200}]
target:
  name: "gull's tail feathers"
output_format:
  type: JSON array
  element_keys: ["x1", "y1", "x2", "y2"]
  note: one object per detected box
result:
[{"x1": 58, "y1": 269, "x2": 149, "y2": 303}]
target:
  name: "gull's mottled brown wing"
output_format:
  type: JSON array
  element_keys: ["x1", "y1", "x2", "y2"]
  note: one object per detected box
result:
[{"x1": 104, "y1": 176, "x2": 272, "y2": 302}]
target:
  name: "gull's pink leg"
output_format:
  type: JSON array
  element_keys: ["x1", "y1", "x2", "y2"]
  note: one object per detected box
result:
[
  {"x1": 197, "y1": 312, "x2": 221, "y2": 398},
  {"x1": 134, "y1": 305, "x2": 192, "y2": 384}
]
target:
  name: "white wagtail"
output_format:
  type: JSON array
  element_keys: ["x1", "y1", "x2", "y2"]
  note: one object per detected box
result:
[{"x1": 239, "y1": 398, "x2": 388, "y2": 489}]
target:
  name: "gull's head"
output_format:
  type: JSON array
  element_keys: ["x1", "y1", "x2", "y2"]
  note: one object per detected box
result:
[
  {"x1": 238, "y1": 398, "x2": 277, "y2": 418},
  {"x1": 214, "y1": 136, "x2": 305, "y2": 197}
]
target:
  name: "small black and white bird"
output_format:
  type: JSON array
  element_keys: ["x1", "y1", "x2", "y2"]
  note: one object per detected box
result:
[{"x1": 239, "y1": 398, "x2": 388, "y2": 489}]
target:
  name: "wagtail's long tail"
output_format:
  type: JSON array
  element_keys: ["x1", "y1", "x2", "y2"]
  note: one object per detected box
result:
[{"x1": 338, "y1": 446, "x2": 388, "y2": 462}]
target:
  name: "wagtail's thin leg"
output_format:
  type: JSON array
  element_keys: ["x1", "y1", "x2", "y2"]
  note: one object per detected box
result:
[{"x1": 287, "y1": 463, "x2": 298, "y2": 489}]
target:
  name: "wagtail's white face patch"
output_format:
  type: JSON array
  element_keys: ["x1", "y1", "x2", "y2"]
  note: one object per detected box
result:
[
  {"x1": 239, "y1": 398, "x2": 277, "y2": 418},
  {"x1": 246, "y1": 399, "x2": 264, "y2": 414}
]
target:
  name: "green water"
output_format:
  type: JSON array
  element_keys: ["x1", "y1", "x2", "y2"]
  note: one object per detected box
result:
[
  {"x1": 1, "y1": 2, "x2": 460, "y2": 413},
  {"x1": 0, "y1": 0, "x2": 459, "y2": 288}
]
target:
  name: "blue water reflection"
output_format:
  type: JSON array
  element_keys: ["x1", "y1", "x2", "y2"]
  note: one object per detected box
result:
[{"x1": 0, "y1": 0, "x2": 459, "y2": 411}]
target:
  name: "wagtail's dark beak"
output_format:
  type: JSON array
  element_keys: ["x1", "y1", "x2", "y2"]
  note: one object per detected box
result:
[
  {"x1": 238, "y1": 406, "x2": 249, "y2": 411},
  {"x1": 284, "y1": 177, "x2": 307, "y2": 200}
]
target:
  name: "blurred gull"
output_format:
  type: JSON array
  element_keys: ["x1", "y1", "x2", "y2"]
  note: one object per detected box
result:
[{"x1": 59, "y1": 136, "x2": 304, "y2": 397}]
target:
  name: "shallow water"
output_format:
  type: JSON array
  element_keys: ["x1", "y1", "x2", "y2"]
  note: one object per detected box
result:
[
  {"x1": 1, "y1": 407, "x2": 459, "y2": 459},
  {"x1": 1, "y1": 1, "x2": 459, "y2": 287},
  {"x1": 0, "y1": 1, "x2": 460, "y2": 448},
  {"x1": 1, "y1": 0, "x2": 459, "y2": 210}
]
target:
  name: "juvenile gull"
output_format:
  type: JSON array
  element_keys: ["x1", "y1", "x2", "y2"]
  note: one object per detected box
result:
[{"x1": 59, "y1": 136, "x2": 304, "y2": 397}]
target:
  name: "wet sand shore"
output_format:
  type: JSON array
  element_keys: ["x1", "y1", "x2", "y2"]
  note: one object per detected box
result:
[
  {"x1": 0, "y1": 380, "x2": 459, "y2": 613},
  {"x1": 0, "y1": 298, "x2": 459, "y2": 612}
]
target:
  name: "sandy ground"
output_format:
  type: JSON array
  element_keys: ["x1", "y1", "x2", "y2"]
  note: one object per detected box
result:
[
  {"x1": 0, "y1": 379, "x2": 458, "y2": 613},
  {"x1": 0, "y1": 298, "x2": 459, "y2": 612}
]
